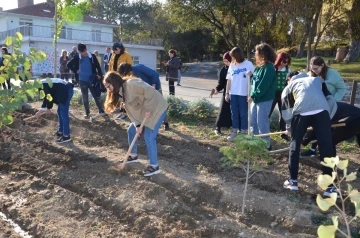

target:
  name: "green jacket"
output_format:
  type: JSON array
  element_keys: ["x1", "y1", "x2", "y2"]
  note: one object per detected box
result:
[{"x1": 250, "y1": 63, "x2": 276, "y2": 103}]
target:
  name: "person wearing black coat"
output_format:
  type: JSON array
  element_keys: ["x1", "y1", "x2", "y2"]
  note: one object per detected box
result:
[
  {"x1": 213, "y1": 51, "x2": 232, "y2": 135},
  {"x1": 0, "y1": 47, "x2": 12, "y2": 90},
  {"x1": 162, "y1": 49, "x2": 180, "y2": 96}
]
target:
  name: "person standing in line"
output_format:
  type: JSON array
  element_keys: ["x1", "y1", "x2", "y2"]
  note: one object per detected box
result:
[
  {"x1": 177, "y1": 57, "x2": 182, "y2": 86},
  {"x1": 68, "y1": 46, "x2": 79, "y2": 85},
  {"x1": 67, "y1": 43, "x2": 105, "y2": 119},
  {"x1": 108, "y1": 42, "x2": 133, "y2": 120},
  {"x1": 103, "y1": 71, "x2": 168, "y2": 176},
  {"x1": 118, "y1": 62, "x2": 171, "y2": 131},
  {"x1": 34, "y1": 78, "x2": 74, "y2": 143},
  {"x1": 213, "y1": 51, "x2": 232, "y2": 135},
  {"x1": 247, "y1": 43, "x2": 277, "y2": 150},
  {"x1": 225, "y1": 47, "x2": 255, "y2": 141},
  {"x1": 59, "y1": 49, "x2": 70, "y2": 81},
  {"x1": 103, "y1": 47, "x2": 112, "y2": 73},
  {"x1": 281, "y1": 71, "x2": 337, "y2": 197},
  {"x1": 0, "y1": 47, "x2": 12, "y2": 90},
  {"x1": 301, "y1": 56, "x2": 347, "y2": 157},
  {"x1": 268, "y1": 52, "x2": 292, "y2": 141},
  {"x1": 163, "y1": 49, "x2": 180, "y2": 96}
]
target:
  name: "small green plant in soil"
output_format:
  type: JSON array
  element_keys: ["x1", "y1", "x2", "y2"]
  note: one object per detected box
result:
[
  {"x1": 316, "y1": 156, "x2": 360, "y2": 238},
  {"x1": 220, "y1": 134, "x2": 272, "y2": 215}
]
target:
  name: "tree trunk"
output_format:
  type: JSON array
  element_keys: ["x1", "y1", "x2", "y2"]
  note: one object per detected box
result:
[
  {"x1": 344, "y1": 0, "x2": 360, "y2": 62},
  {"x1": 344, "y1": 40, "x2": 360, "y2": 62}
]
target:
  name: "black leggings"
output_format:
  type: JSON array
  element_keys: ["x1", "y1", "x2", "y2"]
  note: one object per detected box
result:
[
  {"x1": 168, "y1": 81, "x2": 175, "y2": 95},
  {"x1": 289, "y1": 111, "x2": 334, "y2": 180},
  {"x1": 269, "y1": 91, "x2": 286, "y2": 131}
]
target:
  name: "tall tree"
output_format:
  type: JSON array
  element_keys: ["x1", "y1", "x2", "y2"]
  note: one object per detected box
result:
[{"x1": 344, "y1": 0, "x2": 360, "y2": 62}]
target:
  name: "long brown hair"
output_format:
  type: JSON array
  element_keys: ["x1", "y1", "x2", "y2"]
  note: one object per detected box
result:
[
  {"x1": 103, "y1": 71, "x2": 126, "y2": 113},
  {"x1": 310, "y1": 56, "x2": 328, "y2": 79},
  {"x1": 255, "y1": 43, "x2": 276, "y2": 66}
]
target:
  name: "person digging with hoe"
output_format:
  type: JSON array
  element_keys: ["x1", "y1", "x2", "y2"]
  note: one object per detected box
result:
[{"x1": 103, "y1": 71, "x2": 168, "y2": 176}]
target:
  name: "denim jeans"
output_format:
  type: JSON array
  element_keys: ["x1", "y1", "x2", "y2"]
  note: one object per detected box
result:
[
  {"x1": 127, "y1": 111, "x2": 167, "y2": 167},
  {"x1": 230, "y1": 95, "x2": 248, "y2": 132},
  {"x1": 250, "y1": 100, "x2": 273, "y2": 147},
  {"x1": 79, "y1": 80, "x2": 104, "y2": 115},
  {"x1": 177, "y1": 69, "x2": 181, "y2": 84},
  {"x1": 58, "y1": 85, "x2": 74, "y2": 136}
]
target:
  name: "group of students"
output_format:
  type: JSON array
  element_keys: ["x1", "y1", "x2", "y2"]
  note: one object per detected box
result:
[
  {"x1": 34, "y1": 42, "x2": 173, "y2": 176},
  {"x1": 213, "y1": 43, "x2": 360, "y2": 197}
]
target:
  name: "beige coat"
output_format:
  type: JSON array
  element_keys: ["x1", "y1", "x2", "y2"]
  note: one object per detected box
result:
[{"x1": 124, "y1": 78, "x2": 168, "y2": 129}]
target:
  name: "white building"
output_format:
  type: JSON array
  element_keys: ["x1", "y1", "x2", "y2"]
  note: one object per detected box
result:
[{"x1": 0, "y1": 0, "x2": 163, "y2": 76}]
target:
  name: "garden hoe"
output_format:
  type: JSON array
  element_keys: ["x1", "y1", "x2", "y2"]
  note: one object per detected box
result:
[{"x1": 110, "y1": 117, "x2": 147, "y2": 173}]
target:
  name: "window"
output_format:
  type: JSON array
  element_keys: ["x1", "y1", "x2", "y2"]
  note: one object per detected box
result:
[
  {"x1": 91, "y1": 29, "x2": 101, "y2": 42},
  {"x1": 19, "y1": 19, "x2": 33, "y2": 36},
  {"x1": 132, "y1": 56, "x2": 140, "y2": 65}
]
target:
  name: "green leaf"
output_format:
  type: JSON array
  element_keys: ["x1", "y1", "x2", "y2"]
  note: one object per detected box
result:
[
  {"x1": 46, "y1": 94, "x2": 53, "y2": 102},
  {"x1": 317, "y1": 224, "x2": 336, "y2": 238},
  {"x1": 321, "y1": 157, "x2": 339, "y2": 169},
  {"x1": 5, "y1": 36, "x2": 13, "y2": 46},
  {"x1": 39, "y1": 90, "x2": 45, "y2": 99},
  {"x1": 24, "y1": 61, "x2": 31, "y2": 70},
  {"x1": 16, "y1": 32, "x2": 23, "y2": 41},
  {"x1": 336, "y1": 159, "x2": 348, "y2": 170},
  {"x1": 316, "y1": 194, "x2": 337, "y2": 211},
  {"x1": 2, "y1": 114, "x2": 14, "y2": 125},
  {"x1": 345, "y1": 172, "x2": 357, "y2": 182},
  {"x1": 347, "y1": 184, "x2": 353, "y2": 194},
  {"x1": 26, "y1": 89, "x2": 35, "y2": 99},
  {"x1": 0, "y1": 75, "x2": 6, "y2": 84},
  {"x1": 355, "y1": 202, "x2": 360, "y2": 217},
  {"x1": 317, "y1": 174, "x2": 335, "y2": 190},
  {"x1": 46, "y1": 78, "x2": 53, "y2": 88},
  {"x1": 25, "y1": 71, "x2": 32, "y2": 81},
  {"x1": 331, "y1": 216, "x2": 338, "y2": 229},
  {"x1": 349, "y1": 189, "x2": 360, "y2": 203},
  {"x1": 33, "y1": 79, "x2": 43, "y2": 89}
]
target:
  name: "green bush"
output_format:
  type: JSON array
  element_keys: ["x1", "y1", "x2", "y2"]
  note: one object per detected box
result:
[
  {"x1": 166, "y1": 95, "x2": 188, "y2": 118},
  {"x1": 188, "y1": 98, "x2": 216, "y2": 119}
]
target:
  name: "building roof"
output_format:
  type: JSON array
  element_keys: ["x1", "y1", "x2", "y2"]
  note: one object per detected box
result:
[{"x1": 3, "y1": 2, "x2": 116, "y2": 27}]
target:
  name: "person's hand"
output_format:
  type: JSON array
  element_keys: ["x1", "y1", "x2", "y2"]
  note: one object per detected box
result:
[
  {"x1": 97, "y1": 75, "x2": 101, "y2": 80},
  {"x1": 214, "y1": 90, "x2": 219, "y2": 95},
  {"x1": 34, "y1": 110, "x2": 46, "y2": 118},
  {"x1": 286, "y1": 130, "x2": 291, "y2": 137},
  {"x1": 246, "y1": 70, "x2": 252, "y2": 76},
  {"x1": 225, "y1": 94, "x2": 230, "y2": 102},
  {"x1": 144, "y1": 112, "x2": 151, "y2": 119},
  {"x1": 136, "y1": 127, "x2": 143, "y2": 135},
  {"x1": 247, "y1": 97, "x2": 253, "y2": 103},
  {"x1": 162, "y1": 61, "x2": 168, "y2": 66},
  {"x1": 46, "y1": 109, "x2": 52, "y2": 115}
]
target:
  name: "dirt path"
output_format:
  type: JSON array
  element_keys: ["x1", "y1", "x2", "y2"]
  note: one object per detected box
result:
[{"x1": 0, "y1": 107, "x2": 359, "y2": 237}]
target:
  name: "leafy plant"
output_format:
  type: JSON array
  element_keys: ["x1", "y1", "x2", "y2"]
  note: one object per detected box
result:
[
  {"x1": 166, "y1": 95, "x2": 188, "y2": 118},
  {"x1": 188, "y1": 98, "x2": 216, "y2": 119},
  {"x1": 316, "y1": 156, "x2": 360, "y2": 238},
  {"x1": 0, "y1": 33, "x2": 47, "y2": 127},
  {"x1": 220, "y1": 134, "x2": 271, "y2": 215}
]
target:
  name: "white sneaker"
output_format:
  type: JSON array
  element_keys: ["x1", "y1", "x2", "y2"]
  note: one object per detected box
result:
[
  {"x1": 115, "y1": 113, "x2": 127, "y2": 120},
  {"x1": 227, "y1": 132, "x2": 238, "y2": 141}
]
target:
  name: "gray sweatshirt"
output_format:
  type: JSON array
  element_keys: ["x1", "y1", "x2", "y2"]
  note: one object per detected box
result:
[{"x1": 281, "y1": 73, "x2": 337, "y2": 132}]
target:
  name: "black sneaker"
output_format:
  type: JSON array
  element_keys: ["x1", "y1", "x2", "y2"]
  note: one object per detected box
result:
[
  {"x1": 143, "y1": 165, "x2": 161, "y2": 176},
  {"x1": 56, "y1": 135, "x2": 72, "y2": 143},
  {"x1": 164, "y1": 123, "x2": 170, "y2": 131},
  {"x1": 84, "y1": 114, "x2": 90, "y2": 119},
  {"x1": 300, "y1": 149, "x2": 317, "y2": 157},
  {"x1": 323, "y1": 186, "x2": 340, "y2": 199},
  {"x1": 119, "y1": 155, "x2": 139, "y2": 164},
  {"x1": 53, "y1": 131, "x2": 63, "y2": 139},
  {"x1": 283, "y1": 179, "x2": 299, "y2": 191}
]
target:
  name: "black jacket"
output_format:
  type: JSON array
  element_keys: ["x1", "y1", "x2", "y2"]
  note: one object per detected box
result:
[
  {"x1": 41, "y1": 79, "x2": 73, "y2": 109},
  {"x1": 67, "y1": 53, "x2": 103, "y2": 78}
]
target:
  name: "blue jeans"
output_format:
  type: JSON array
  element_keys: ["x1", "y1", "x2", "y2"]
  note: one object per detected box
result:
[
  {"x1": 250, "y1": 100, "x2": 273, "y2": 147},
  {"x1": 58, "y1": 85, "x2": 74, "y2": 136},
  {"x1": 230, "y1": 95, "x2": 248, "y2": 132},
  {"x1": 127, "y1": 111, "x2": 167, "y2": 167}
]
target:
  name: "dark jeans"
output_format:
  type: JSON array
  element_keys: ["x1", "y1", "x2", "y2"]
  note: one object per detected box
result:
[
  {"x1": 269, "y1": 91, "x2": 286, "y2": 131},
  {"x1": 79, "y1": 81, "x2": 104, "y2": 115},
  {"x1": 289, "y1": 111, "x2": 334, "y2": 180},
  {"x1": 61, "y1": 73, "x2": 69, "y2": 81},
  {"x1": 105, "y1": 65, "x2": 109, "y2": 73},
  {"x1": 2, "y1": 79, "x2": 11, "y2": 90},
  {"x1": 168, "y1": 81, "x2": 175, "y2": 95},
  {"x1": 230, "y1": 95, "x2": 248, "y2": 132},
  {"x1": 58, "y1": 86, "x2": 74, "y2": 136}
]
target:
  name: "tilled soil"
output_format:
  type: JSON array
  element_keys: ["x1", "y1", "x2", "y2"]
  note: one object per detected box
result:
[{"x1": 0, "y1": 106, "x2": 359, "y2": 238}]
